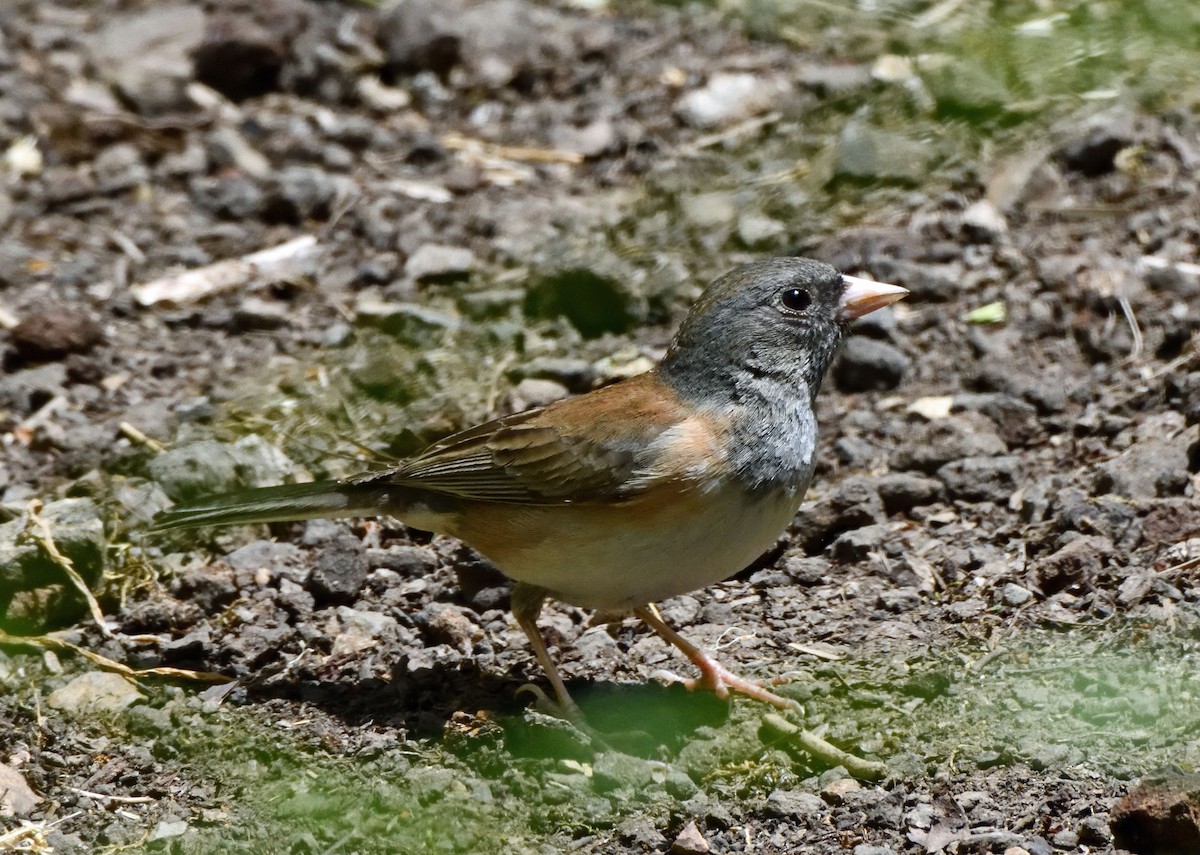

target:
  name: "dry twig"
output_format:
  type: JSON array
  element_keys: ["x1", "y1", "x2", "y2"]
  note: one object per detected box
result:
[{"x1": 761, "y1": 713, "x2": 888, "y2": 781}]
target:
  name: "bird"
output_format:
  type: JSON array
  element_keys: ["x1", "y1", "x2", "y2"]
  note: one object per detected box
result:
[{"x1": 152, "y1": 257, "x2": 908, "y2": 716}]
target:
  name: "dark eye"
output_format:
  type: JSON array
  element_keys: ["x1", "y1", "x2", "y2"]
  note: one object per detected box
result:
[{"x1": 780, "y1": 288, "x2": 812, "y2": 312}]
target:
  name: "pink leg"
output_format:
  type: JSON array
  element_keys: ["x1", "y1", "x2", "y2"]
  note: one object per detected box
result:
[
  {"x1": 512, "y1": 583, "x2": 583, "y2": 719},
  {"x1": 634, "y1": 606, "x2": 800, "y2": 711}
]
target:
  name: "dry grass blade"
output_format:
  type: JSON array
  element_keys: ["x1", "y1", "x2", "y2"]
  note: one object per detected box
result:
[
  {"x1": 24, "y1": 500, "x2": 110, "y2": 639},
  {"x1": 0, "y1": 628, "x2": 230, "y2": 684},
  {"x1": 0, "y1": 821, "x2": 53, "y2": 853}
]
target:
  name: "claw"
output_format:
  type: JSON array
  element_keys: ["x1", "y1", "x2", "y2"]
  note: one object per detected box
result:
[
  {"x1": 635, "y1": 606, "x2": 803, "y2": 712},
  {"x1": 515, "y1": 682, "x2": 584, "y2": 721},
  {"x1": 648, "y1": 668, "x2": 690, "y2": 687}
]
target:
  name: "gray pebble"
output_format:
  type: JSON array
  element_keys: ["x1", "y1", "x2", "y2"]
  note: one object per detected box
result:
[
  {"x1": 893, "y1": 414, "x2": 1007, "y2": 473},
  {"x1": 936, "y1": 455, "x2": 1020, "y2": 503},
  {"x1": 833, "y1": 120, "x2": 932, "y2": 185},
  {"x1": 764, "y1": 788, "x2": 826, "y2": 820},
  {"x1": 307, "y1": 529, "x2": 369, "y2": 604},
  {"x1": 405, "y1": 244, "x2": 476, "y2": 282},
  {"x1": 831, "y1": 522, "x2": 893, "y2": 562},
  {"x1": 265, "y1": 167, "x2": 339, "y2": 223},
  {"x1": 875, "y1": 473, "x2": 943, "y2": 513},
  {"x1": 834, "y1": 338, "x2": 909, "y2": 392},
  {"x1": 1001, "y1": 582, "x2": 1034, "y2": 606}
]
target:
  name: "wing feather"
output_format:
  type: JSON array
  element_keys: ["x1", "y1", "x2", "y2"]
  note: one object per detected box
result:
[{"x1": 355, "y1": 374, "x2": 719, "y2": 504}]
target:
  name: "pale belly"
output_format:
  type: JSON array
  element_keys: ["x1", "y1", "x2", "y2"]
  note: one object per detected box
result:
[{"x1": 442, "y1": 484, "x2": 804, "y2": 610}]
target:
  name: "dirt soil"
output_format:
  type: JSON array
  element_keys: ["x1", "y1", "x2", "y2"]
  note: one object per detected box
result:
[{"x1": 1, "y1": 0, "x2": 1199, "y2": 853}]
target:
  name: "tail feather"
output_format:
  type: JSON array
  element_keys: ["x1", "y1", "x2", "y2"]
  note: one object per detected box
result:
[{"x1": 149, "y1": 480, "x2": 390, "y2": 531}]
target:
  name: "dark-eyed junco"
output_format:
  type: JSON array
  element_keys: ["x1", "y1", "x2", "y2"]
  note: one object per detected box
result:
[{"x1": 153, "y1": 257, "x2": 907, "y2": 714}]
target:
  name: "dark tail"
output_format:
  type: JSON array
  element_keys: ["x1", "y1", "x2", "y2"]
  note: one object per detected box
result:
[{"x1": 149, "y1": 480, "x2": 395, "y2": 531}]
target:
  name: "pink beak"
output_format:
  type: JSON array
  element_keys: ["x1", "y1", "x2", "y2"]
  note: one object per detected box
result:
[{"x1": 838, "y1": 274, "x2": 909, "y2": 320}]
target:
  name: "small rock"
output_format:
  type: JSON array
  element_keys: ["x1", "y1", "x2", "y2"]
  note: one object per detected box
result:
[
  {"x1": 514, "y1": 357, "x2": 597, "y2": 393},
  {"x1": 893, "y1": 414, "x2": 1007, "y2": 473},
  {"x1": 110, "y1": 479, "x2": 173, "y2": 528},
  {"x1": 616, "y1": 816, "x2": 668, "y2": 849},
  {"x1": 1024, "y1": 839, "x2": 1053, "y2": 855},
  {"x1": 0, "y1": 764, "x2": 41, "y2": 816},
  {"x1": 961, "y1": 199, "x2": 1008, "y2": 241},
  {"x1": 190, "y1": 175, "x2": 265, "y2": 219},
  {"x1": 367, "y1": 545, "x2": 438, "y2": 576},
  {"x1": 93, "y1": 143, "x2": 150, "y2": 192},
  {"x1": 191, "y1": 1, "x2": 304, "y2": 100},
  {"x1": 680, "y1": 191, "x2": 737, "y2": 230},
  {"x1": 331, "y1": 606, "x2": 397, "y2": 657},
  {"x1": 936, "y1": 455, "x2": 1020, "y2": 503},
  {"x1": 793, "y1": 476, "x2": 885, "y2": 554},
  {"x1": 832, "y1": 523, "x2": 893, "y2": 562},
  {"x1": 47, "y1": 671, "x2": 144, "y2": 715},
  {"x1": 799, "y1": 61, "x2": 872, "y2": 96},
  {"x1": 354, "y1": 299, "x2": 462, "y2": 346},
  {"x1": 377, "y1": 0, "x2": 465, "y2": 77},
  {"x1": 736, "y1": 211, "x2": 787, "y2": 249},
  {"x1": 923, "y1": 58, "x2": 1011, "y2": 116},
  {"x1": 88, "y1": 4, "x2": 204, "y2": 115},
  {"x1": 875, "y1": 473, "x2": 943, "y2": 514},
  {"x1": 405, "y1": 244, "x2": 476, "y2": 282},
  {"x1": 671, "y1": 820, "x2": 710, "y2": 855},
  {"x1": 356, "y1": 75, "x2": 414, "y2": 112},
  {"x1": 11, "y1": 310, "x2": 104, "y2": 362},
  {"x1": 1140, "y1": 500, "x2": 1200, "y2": 547},
  {"x1": 870, "y1": 259, "x2": 964, "y2": 303},
  {"x1": 834, "y1": 337, "x2": 909, "y2": 392},
  {"x1": 877, "y1": 587, "x2": 923, "y2": 613},
  {"x1": 506, "y1": 378, "x2": 569, "y2": 411},
  {"x1": 1111, "y1": 774, "x2": 1200, "y2": 853},
  {"x1": 833, "y1": 435, "x2": 882, "y2": 469},
  {"x1": 233, "y1": 297, "x2": 291, "y2": 331},
  {"x1": 423, "y1": 602, "x2": 477, "y2": 654},
  {"x1": 205, "y1": 127, "x2": 272, "y2": 179},
  {"x1": 1055, "y1": 108, "x2": 1135, "y2": 176},
  {"x1": 676, "y1": 72, "x2": 791, "y2": 130},
  {"x1": 224, "y1": 540, "x2": 306, "y2": 584},
  {"x1": 1095, "y1": 413, "x2": 1193, "y2": 499},
  {"x1": 0, "y1": 498, "x2": 106, "y2": 595},
  {"x1": 159, "y1": 141, "x2": 209, "y2": 177},
  {"x1": 822, "y1": 777, "x2": 862, "y2": 804},
  {"x1": 833, "y1": 121, "x2": 932, "y2": 185},
  {"x1": 1030, "y1": 536, "x2": 1113, "y2": 596},
  {"x1": 851, "y1": 305, "x2": 898, "y2": 340},
  {"x1": 308, "y1": 529, "x2": 369, "y2": 604},
  {"x1": 592, "y1": 752, "x2": 664, "y2": 793},
  {"x1": 952, "y1": 393, "x2": 1041, "y2": 447},
  {"x1": 853, "y1": 846, "x2": 897, "y2": 855},
  {"x1": 1001, "y1": 582, "x2": 1034, "y2": 607},
  {"x1": 148, "y1": 818, "x2": 189, "y2": 842},
  {"x1": 379, "y1": 0, "x2": 559, "y2": 87},
  {"x1": 552, "y1": 119, "x2": 617, "y2": 159},
  {"x1": 149, "y1": 436, "x2": 296, "y2": 502},
  {"x1": 781, "y1": 554, "x2": 830, "y2": 586},
  {"x1": 1077, "y1": 815, "x2": 1110, "y2": 846},
  {"x1": 1026, "y1": 743, "x2": 1077, "y2": 771},
  {"x1": 764, "y1": 788, "x2": 826, "y2": 820},
  {"x1": 264, "y1": 167, "x2": 338, "y2": 223},
  {"x1": 1050, "y1": 829, "x2": 1078, "y2": 848},
  {"x1": 40, "y1": 166, "x2": 96, "y2": 205}
]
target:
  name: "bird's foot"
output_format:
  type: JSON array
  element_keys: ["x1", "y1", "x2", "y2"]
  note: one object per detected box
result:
[
  {"x1": 515, "y1": 682, "x2": 585, "y2": 722},
  {"x1": 651, "y1": 660, "x2": 802, "y2": 712}
]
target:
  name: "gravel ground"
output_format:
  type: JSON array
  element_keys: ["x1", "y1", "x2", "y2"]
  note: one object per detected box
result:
[{"x1": 1, "y1": 0, "x2": 1198, "y2": 853}]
